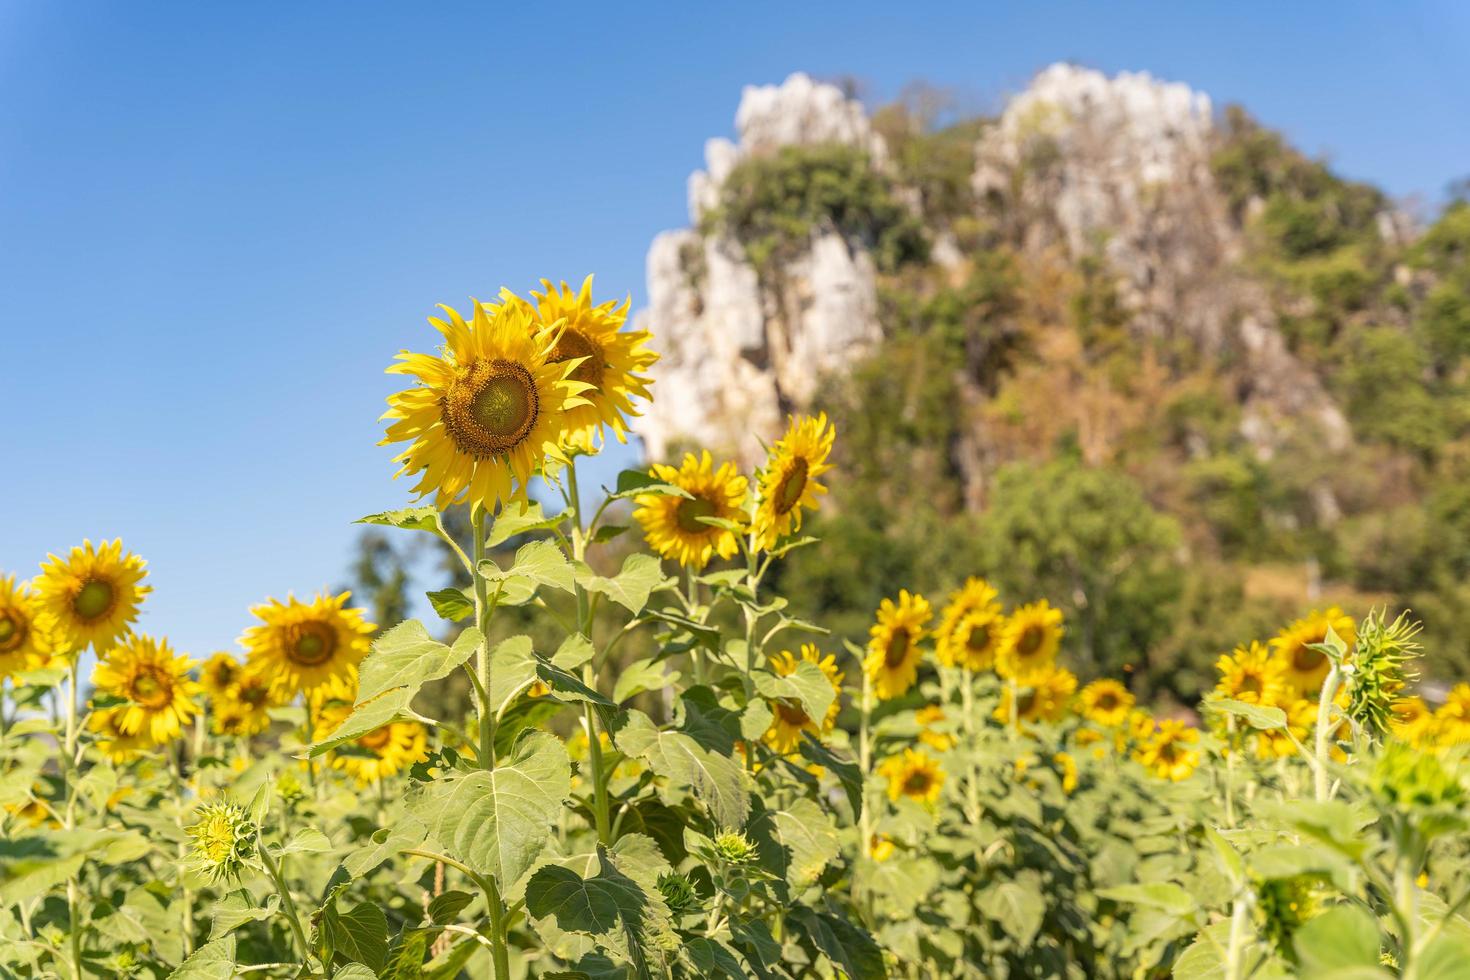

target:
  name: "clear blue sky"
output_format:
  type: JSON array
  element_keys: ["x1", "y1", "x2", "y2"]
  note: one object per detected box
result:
[{"x1": 3, "y1": 2, "x2": 1467, "y2": 658}]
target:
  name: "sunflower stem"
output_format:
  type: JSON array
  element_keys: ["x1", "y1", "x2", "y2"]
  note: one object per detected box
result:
[
  {"x1": 566, "y1": 461, "x2": 612, "y2": 844},
  {"x1": 259, "y1": 837, "x2": 312, "y2": 966},
  {"x1": 172, "y1": 747, "x2": 195, "y2": 956},
  {"x1": 1314, "y1": 663, "x2": 1341, "y2": 802},
  {"x1": 471, "y1": 506, "x2": 498, "y2": 769}
]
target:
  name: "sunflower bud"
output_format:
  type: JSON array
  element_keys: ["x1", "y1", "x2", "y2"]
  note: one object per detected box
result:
[
  {"x1": 1346, "y1": 610, "x2": 1420, "y2": 741},
  {"x1": 187, "y1": 800, "x2": 256, "y2": 883},
  {"x1": 713, "y1": 831, "x2": 756, "y2": 865},
  {"x1": 657, "y1": 872, "x2": 700, "y2": 915}
]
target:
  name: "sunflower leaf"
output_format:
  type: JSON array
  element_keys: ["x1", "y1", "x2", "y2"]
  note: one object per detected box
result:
[
  {"x1": 306, "y1": 687, "x2": 419, "y2": 758},
  {"x1": 426, "y1": 588, "x2": 474, "y2": 622},
  {"x1": 611, "y1": 469, "x2": 692, "y2": 500},
  {"x1": 486, "y1": 502, "x2": 568, "y2": 548},
  {"x1": 1208, "y1": 698, "x2": 1288, "y2": 731},
  {"x1": 613, "y1": 710, "x2": 748, "y2": 829},
  {"x1": 356, "y1": 507, "x2": 442, "y2": 535},
  {"x1": 579, "y1": 553, "x2": 670, "y2": 615},
  {"x1": 751, "y1": 661, "x2": 835, "y2": 732},
  {"x1": 166, "y1": 935, "x2": 236, "y2": 980},
  {"x1": 357, "y1": 621, "x2": 483, "y2": 705},
  {"x1": 407, "y1": 730, "x2": 570, "y2": 889},
  {"x1": 479, "y1": 538, "x2": 575, "y2": 595}
]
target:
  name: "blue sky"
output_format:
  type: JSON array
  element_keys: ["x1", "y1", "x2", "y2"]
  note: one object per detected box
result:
[{"x1": 3, "y1": 2, "x2": 1467, "y2": 658}]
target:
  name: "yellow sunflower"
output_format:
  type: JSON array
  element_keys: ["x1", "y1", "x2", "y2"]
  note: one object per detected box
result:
[
  {"x1": 1270, "y1": 607, "x2": 1356, "y2": 696},
  {"x1": 1250, "y1": 695, "x2": 1314, "y2": 761},
  {"x1": 994, "y1": 664, "x2": 1078, "y2": 728},
  {"x1": 34, "y1": 539, "x2": 151, "y2": 654},
  {"x1": 239, "y1": 591, "x2": 374, "y2": 698},
  {"x1": 313, "y1": 699, "x2": 429, "y2": 786},
  {"x1": 86, "y1": 706, "x2": 159, "y2": 764},
  {"x1": 867, "y1": 833, "x2": 897, "y2": 862},
  {"x1": 199, "y1": 653, "x2": 244, "y2": 701},
  {"x1": 0, "y1": 575, "x2": 55, "y2": 678},
  {"x1": 1078, "y1": 678, "x2": 1134, "y2": 728},
  {"x1": 494, "y1": 277, "x2": 657, "y2": 448},
  {"x1": 633, "y1": 451, "x2": 749, "y2": 569},
  {"x1": 752, "y1": 413, "x2": 835, "y2": 551},
  {"x1": 92, "y1": 635, "x2": 200, "y2": 743},
  {"x1": 381, "y1": 298, "x2": 591, "y2": 512},
  {"x1": 1215, "y1": 641, "x2": 1288, "y2": 705},
  {"x1": 934, "y1": 578, "x2": 1005, "y2": 671},
  {"x1": 1136, "y1": 720, "x2": 1200, "y2": 781},
  {"x1": 212, "y1": 670, "x2": 276, "y2": 738},
  {"x1": 1434, "y1": 684, "x2": 1470, "y2": 747},
  {"x1": 878, "y1": 748, "x2": 946, "y2": 805},
  {"x1": 1391, "y1": 696, "x2": 1436, "y2": 748},
  {"x1": 914, "y1": 704, "x2": 956, "y2": 751},
  {"x1": 764, "y1": 644, "x2": 844, "y2": 754},
  {"x1": 995, "y1": 600, "x2": 1064, "y2": 681},
  {"x1": 863, "y1": 590, "x2": 933, "y2": 700},
  {"x1": 1054, "y1": 752, "x2": 1079, "y2": 794}
]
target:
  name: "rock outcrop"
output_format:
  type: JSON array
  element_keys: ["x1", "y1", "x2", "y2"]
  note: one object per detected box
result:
[{"x1": 633, "y1": 64, "x2": 1354, "y2": 483}]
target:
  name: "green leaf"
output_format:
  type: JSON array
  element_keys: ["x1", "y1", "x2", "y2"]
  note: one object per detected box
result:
[
  {"x1": 1097, "y1": 881, "x2": 1197, "y2": 916},
  {"x1": 322, "y1": 901, "x2": 389, "y2": 973},
  {"x1": 485, "y1": 635, "x2": 539, "y2": 718},
  {"x1": 409, "y1": 730, "x2": 570, "y2": 889},
  {"x1": 426, "y1": 588, "x2": 474, "y2": 622},
  {"x1": 590, "y1": 523, "x2": 629, "y2": 544},
  {"x1": 525, "y1": 848, "x2": 675, "y2": 967},
  {"x1": 280, "y1": 827, "x2": 333, "y2": 856},
  {"x1": 552, "y1": 634, "x2": 595, "y2": 671},
  {"x1": 357, "y1": 507, "x2": 442, "y2": 535},
  {"x1": 797, "y1": 734, "x2": 863, "y2": 820},
  {"x1": 978, "y1": 874, "x2": 1047, "y2": 947},
  {"x1": 480, "y1": 538, "x2": 575, "y2": 594},
  {"x1": 640, "y1": 608, "x2": 721, "y2": 649},
  {"x1": 166, "y1": 936, "x2": 236, "y2": 980},
  {"x1": 612, "y1": 658, "x2": 678, "y2": 705},
  {"x1": 357, "y1": 621, "x2": 483, "y2": 704},
  {"x1": 1416, "y1": 931, "x2": 1470, "y2": 980},
  {"x1": 308, "y1": 687, "x2": 419, "y2": 758},
  {"x1": 209, "y1": 891, "x2": 278, "y2": 940},
  {"x1": 683, "y1": 937, "x2": 747, "y2": 979},
  {"x1": 1209, "y1": 698, "x2": 1288, "y2": 730},
  {"x1": 486, "y1": 501, "x2": 566, "y2": 548},
  {"x1": 787, "y1": 908, "x2": 884, "y2": 980},
  {"x1": 332, "y1": 966, "x2": 381, "y2": 980},
  {"x1": 752, "y1": 660, "x2": 835, "y2": 731},
  {"x1": 739, "y1": 700, "x2": 774, "y2": 743},
  {"x1": 750, "y1": 797, "x2": 840, "y2": 890},
  {"x1": 427, "y1": 889, "x2": 475, "y2": 925},
  {"x1": 613, "y1": 710, "x2": 748, "y2": 828},
  {"x1": 1293, "y1": 905, "x2": 1385, "y2": 975},
  {"x1": 612, "y1": 469, "x2": 691, "y2": 500},
  {"x1": 579, "y1": 553, "x2": 668, "y2": 615}
]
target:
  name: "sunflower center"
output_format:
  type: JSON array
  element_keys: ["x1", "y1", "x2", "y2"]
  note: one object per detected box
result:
[
  {"x1": 442, "y1": 359, "x2": 540, "y2": 457},
  {"x1": 884, "y1": 629, "x2": 911, "y2": 668},
  {"x1": 1292, "y1": 642, "x2": 1326, "y2": 674},
  {"x1": 130, "y1": 667, "x2": 173, "y2": 709},
  {"x1": 357, "y1": 726, "x2": 392, "y2": 751},
  {"x1": 674, "y1": 494, "x2": 718, "y2": 535},
  {"x1": 1017, "y1": 690, "x2": 1038, "y2": 716},
  {"x1": 288, "y1": 622, "x2": 338, "y2": 667},
  {"x1": 239, "y1": 683, "x2": 269, "y2": 707},
  {"x1": 0, "y1": 614, "x2": 21, "y2": 652},
  {"x1": 550, "y1": 328, "x2": 606, "y2": 389},
  {"x1": 772, "y1": 458, "x2": 809, "y2": 516},
  {"x1": 1016, "y1": 625, "x2": 1044, "y2": 657},
  {"x1": 966, "y1": 621, "x2": 991, "y2": 651},
  {"x1": 1096, "y1": 692, "x2": 1118, "y2": 710},
  {"x1": 1240, "y1": 674, "x2": 1263, "y2": 696},
  {"x1": 74, "y1": 579, "x2": 116, "y2": 621},
  {"x1": 774, "y1": 700, "x2": 811, "y2": 727},
  {"x1": 902, "y1": 771, "x2": 933, "y2": 795}
]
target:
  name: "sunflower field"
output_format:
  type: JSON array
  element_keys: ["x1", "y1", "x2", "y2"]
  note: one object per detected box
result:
[{"x1": 7, "y1": 277, "x2": 1470, "y2": 980}]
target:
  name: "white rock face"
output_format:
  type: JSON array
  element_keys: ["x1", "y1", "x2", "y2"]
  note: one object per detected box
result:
[{"x1": 637, "y1": 73, "x2": 886, "y2": 464}]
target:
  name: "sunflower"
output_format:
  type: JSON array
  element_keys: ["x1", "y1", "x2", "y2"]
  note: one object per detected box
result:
[
  {"x1": 633, "y1": 451, "x2": 749, "y2": 569},
  {"x1": 381, "y1": 298, "x2": 591, "y2": 512},
  {"x1": 212, "y1": 670, "x2": 276, "y2": 738},
  {"x1": 1054, "y1": 752, "x2": 1079, "y2": 794},
  {"x1": 199, "y1": 653, "x2": 244, "y2": 701},
  {"x1": 1434, "y1": 684, "x2": 1470, "y2": 747},
  {"x1": 1252, "y1": 696, "x2": 1316, "y2": 761},
  {"x1": 34, "y1": 539, "x2": 150, "y2": 654},
  {"x1": 1136, "y1": 720, "x2": 1200, "y2": 781},
  {"x1": 494, "y1": 277, "x2": 657, "y2": 448},
  {"x1": 0, "y1": 575, "x2": 55, "y2": 678},
  {"x1": 995, "y1": 600, "x2": 1064, "y2": 681},
  {"x1": 867, "y1": 833, "x2": 897, "y2": 862},
  {"x1": 994, "y1": 664, "x2": 1077, "y2": 728},
  {"x1": 863, "y1": 590, "x2": 932, "y2": 700},
  {"x1": 86, "y1": 706, "x2": 158, "y2": 764},
  {"x1": 914, "y1": 704, "x2": 956, "y2": 751},
  {"x1": 92, "y1": 635, "x2": 200, "y2": 743},
  {"x1": 188, "y1": 800, "x2": 255, "y2": 883},
  {"x1": 1215, "y1": 641, "x2": 1288, "y2": 705},
  {"x1": 878, "y1": 748, "x2": 946, "y2": 805},
  {"x1": 1078, "y1": 678, "x2": 1133, "y2": 727},
  {"x1": 935, "y1": 578, "x2": 1005, "y2": 671},
  {"x1": 313, "y1": 699, "x2": 429, "y2": 786},
  {"x1": 239, "y1": 591, "x2": 374, "y2": 698},
  {"x1": 752, "y1": 413, "x2": 835, "y2": 551},
  {"x1": 1391, "y1": 696, "x2": 1437, "y2": 749},
  {"x1": 764, "y1": 644, "x2": 844, "y2": 754},
  {"x1": 1270, "y1": 607, "x2": 1356, "y2": 696}
]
